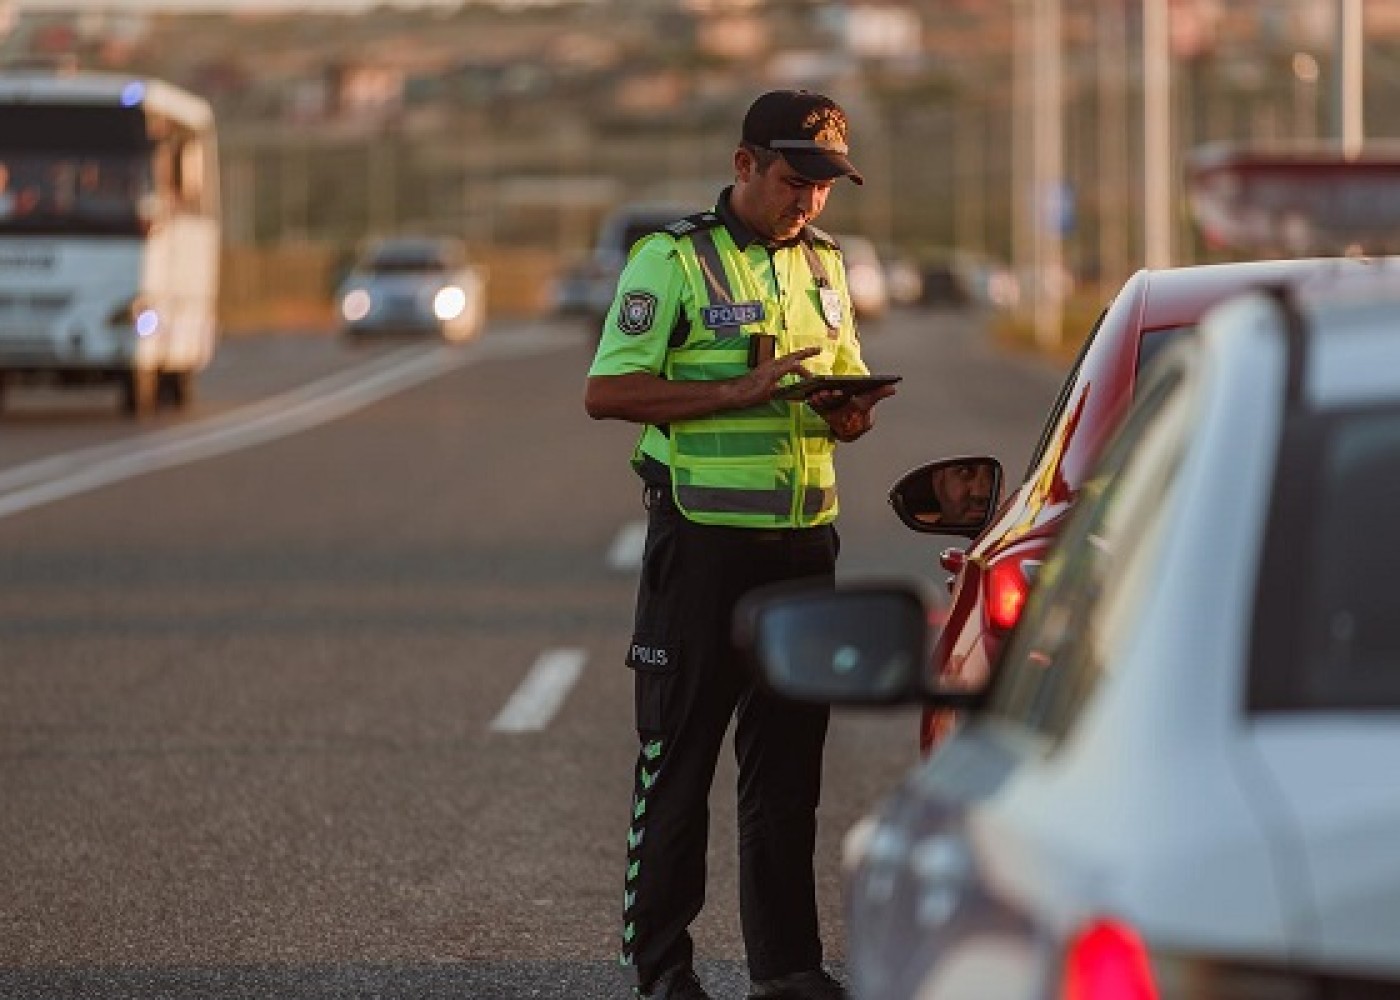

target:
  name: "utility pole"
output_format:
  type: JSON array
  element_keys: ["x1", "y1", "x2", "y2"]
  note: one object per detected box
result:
[
  {"x1": 1336, "y1": 0, "x2": 1364, "y2": 158},
  {"x1": 1030, "y1": 0, "x2": 1064, "y2": 348},
  {"x1": 1097, "y1": 0, "x2": 1129, "y2": 293},
  {"x1": 1143, "y1": 0, "x2": 1172, "y2": 269},
  {"x1": 1011, "y1": 0, "x2": 1031, "y2": 314}
]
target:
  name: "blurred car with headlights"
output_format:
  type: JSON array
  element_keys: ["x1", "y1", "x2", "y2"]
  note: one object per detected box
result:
[
  {"x1": 896, "y1": 256, "x2": 1385, "y2": 755},
  {"x1": 880, "y1": 248, "x2": 924, "y2": 307},
  {"x1": 736, "y1": 264, "x2": 1400, "y2": 999},
  {"x1": 833, "y1": 234, "x2": 890, "y2": 322},
  {"x1": 337, "y1": 236, "x2": 485, "y2": 342}
]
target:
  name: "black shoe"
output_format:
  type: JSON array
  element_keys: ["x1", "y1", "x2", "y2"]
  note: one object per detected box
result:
[
  {"x1": 639, "y1": 965, "x2": 712, "y2": 1000},
  {"x1": 747, "y1": 968, "x2": 847, "y2": 1000}
]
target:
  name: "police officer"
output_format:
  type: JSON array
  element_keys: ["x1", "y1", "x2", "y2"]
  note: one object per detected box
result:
[{"x1": 584, "y1": 90, "x2": 895, "y2": 1000}]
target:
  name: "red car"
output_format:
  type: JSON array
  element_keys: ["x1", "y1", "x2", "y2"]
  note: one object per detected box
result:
[{"x1": 892, "y1": 257, "x2": 1383, "y2": 754}]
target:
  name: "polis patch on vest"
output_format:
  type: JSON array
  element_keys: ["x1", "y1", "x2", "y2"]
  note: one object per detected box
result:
[
  {"x1": 701, "y1": 301, "x2": 765, "y2": 329},
  {"x1": 617, "y1": 291, "x2": 659, "y2": 335}
]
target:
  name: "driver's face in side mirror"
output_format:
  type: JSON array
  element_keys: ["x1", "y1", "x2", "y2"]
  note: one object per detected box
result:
[{"x1": 889, "y1": 456, "x2": 1002, "y2": 537}]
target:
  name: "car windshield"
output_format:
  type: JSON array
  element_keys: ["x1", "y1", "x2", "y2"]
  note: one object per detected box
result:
[
  {"x1": 0, "y1": 152, "x2": 153, "y2": 236},
  {"x1": 363, "y1": 246, "x2": 455, "y2": 275},
  {"x1": 1251, "y1": 405, "x2": 1400, "y2": 711},
  {"x1": 988, "y1": 362, "x2": 1191, "y2": 740}
]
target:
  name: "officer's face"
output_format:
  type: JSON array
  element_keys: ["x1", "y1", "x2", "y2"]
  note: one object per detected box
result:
[{"x1": 734, "y1": 148, "x2": 835, "y2": 243}]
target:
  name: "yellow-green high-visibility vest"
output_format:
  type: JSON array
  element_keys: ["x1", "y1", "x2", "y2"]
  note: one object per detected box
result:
[{"x1": 659, "y1": 219, "x2": 847, "y2": 528}]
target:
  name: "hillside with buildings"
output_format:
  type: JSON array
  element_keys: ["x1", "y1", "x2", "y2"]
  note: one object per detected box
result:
[{"x1": 4, "y1": 0, "x2": 1400, "y2": 321}]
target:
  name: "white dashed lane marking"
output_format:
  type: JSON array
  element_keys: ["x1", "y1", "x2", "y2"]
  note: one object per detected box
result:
[{"x1": 490, "y1": 649, "x2": 588, "y2": 734}]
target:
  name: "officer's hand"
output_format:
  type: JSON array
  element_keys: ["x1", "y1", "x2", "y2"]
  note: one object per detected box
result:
[
  {"x1": 812, "y1": 382, "x2": 897, "y2": 442},
  {"x1": 731, "y1": 346, "x2": 820, "y2": 409}
]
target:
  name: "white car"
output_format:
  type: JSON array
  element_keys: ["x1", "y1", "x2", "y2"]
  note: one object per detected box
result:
[
  {"x1": 833, "y1": 234, "x2": 890, "y2": 322},
  {"x1": 737, "y1": 261, "x2": 1400, "y2": 997},
  {"x1": 337, "y1": 236, "x2": 486, "y2": 343}
]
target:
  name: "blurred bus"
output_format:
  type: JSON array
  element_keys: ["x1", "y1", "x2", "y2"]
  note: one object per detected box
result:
[
  {"x1": 1188, "y1": 140, "x2": 1400, "y2": 258},
  {"x1": 0, "y1": 69, "x2": 219, "y2": 416}
]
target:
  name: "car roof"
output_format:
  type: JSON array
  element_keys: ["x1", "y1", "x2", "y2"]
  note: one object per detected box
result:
[
  {"x1": 363, "y1": 236, "x2": 463, "y2": 262},
  {"x1": 1134, "y1": 256, "x2": 1386, "y2": 330},
  {"x1": 1244, "y1": 262, "x2": 1400, "y2": 408},
  {"x1": 977, "y1": 258, "x2": 1393, "y2": 558}
]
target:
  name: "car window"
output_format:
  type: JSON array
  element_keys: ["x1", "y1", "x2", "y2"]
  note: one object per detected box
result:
[
  {"x1": 988, "y1": 357, "x2": 1193, "y2": 742},
  {"x1": 1136, "y1": 324, "x2": 1195, "y2": 379},
  {"x1": 367, "y1": 257, "x2": 447, "y2": 275},
  {"x1": 1250, "y1": 405, "x2": 1400, "y2": 711},
  {"x1": 364, "y1": 241, "x2": 459, "y2": 274},
  {"x1": 1022, "y1": 310, "x2": 1105, "y2": 481}
]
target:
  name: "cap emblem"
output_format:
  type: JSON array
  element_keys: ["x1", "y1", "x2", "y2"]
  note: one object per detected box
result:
[{"x1": 804, "y1": 107, "x2": 848, "y2": 149}]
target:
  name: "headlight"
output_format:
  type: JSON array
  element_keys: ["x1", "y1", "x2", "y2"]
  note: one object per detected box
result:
[
  {"x1": 341, "y1": 289, "x2": 372, "y2": 323},
  {"x1": 108, "y1": 298, "x2": 160, "y2": 337},
  {"x1": 433, "y1": 286, "x2": 467, "y2": 321}
]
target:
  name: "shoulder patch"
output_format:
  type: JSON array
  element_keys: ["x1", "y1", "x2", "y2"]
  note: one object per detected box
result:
[
  {"x1": 616, "y1": 290, "x2": 659, "y2": 335},
  {"x1": 805, "y1": 225, "x2": 840, "y2": 250},
  {"x1": 663, "y1": 212, "x2": 721, "y2": 239}
]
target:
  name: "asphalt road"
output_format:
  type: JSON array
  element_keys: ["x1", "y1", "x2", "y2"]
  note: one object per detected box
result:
[{"x1": 0, "y1": 308, "x2": 1064, "y2": 999}]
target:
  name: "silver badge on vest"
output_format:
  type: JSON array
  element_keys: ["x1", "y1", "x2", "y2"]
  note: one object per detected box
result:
[
  {"x1": 819, "y1": 287, "x2": 844, "y2": 331},
  {"x1": 701, "y1": 301, "x2": 765, "y2": 329}
]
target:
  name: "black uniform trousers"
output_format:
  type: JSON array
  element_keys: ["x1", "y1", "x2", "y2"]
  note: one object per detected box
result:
[{"x1": 621, "y1": 484, "x2": 836, "y2": 990}]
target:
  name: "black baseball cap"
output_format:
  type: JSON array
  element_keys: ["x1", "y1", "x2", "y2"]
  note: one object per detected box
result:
[{"x1": 741, "y1": 90, "x2": 864, "y2": 185}]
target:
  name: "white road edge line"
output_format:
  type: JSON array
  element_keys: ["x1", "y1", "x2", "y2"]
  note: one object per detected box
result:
[
  {"x1": 607, "y1": 520, "x2": 647, "y2": 572},
  {"x1": 0, "y1": 342, "x2": 436, "y2": 495},
  {"x1": 491, "y1": 648, "x2": 588, "y2": 734},
  {"x1": 0, "y1": 327, "x2": 571, "y2": 522},
  {"x1": 0, "y1": 346, "x2": 461, "y2": 520}
]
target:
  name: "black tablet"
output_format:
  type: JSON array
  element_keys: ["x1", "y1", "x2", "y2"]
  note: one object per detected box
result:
[{"x1": 773, "y1": 375, "x2": 902, "y2": 401}]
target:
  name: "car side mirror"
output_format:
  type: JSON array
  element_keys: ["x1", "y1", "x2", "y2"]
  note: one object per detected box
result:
[
  {"x1": 889, "y1": 456, "x2": 1002, "y2": 538},
  {"x1": 732, "y1": 581, "x2": 992, "y2": 709},
  {"x1": 733, "y1": 582, "x2": 930, "y2": 705}
]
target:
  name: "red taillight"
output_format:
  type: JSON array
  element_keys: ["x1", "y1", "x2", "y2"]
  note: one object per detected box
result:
[
  {"x1": 1062, "y1": 919, "x2": 1158, "y2": 1000},
  {"x1": 985, "y1": 557, "x2": 1034, "y2": 633}
]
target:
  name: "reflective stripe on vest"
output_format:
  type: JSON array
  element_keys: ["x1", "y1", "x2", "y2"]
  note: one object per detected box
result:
[
  {"x1": 675, "y1": 483, "x2": 837, "y2": 518},
  {"x1": 661, "y1": 225, "x2": 841, "y2": 528},
  {"x1": 690, "y1": 230, "x2": 742, "y2": 338}
]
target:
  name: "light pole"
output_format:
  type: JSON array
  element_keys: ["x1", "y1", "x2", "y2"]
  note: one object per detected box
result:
[
  {"x1": 1143, "y1": 0, "x2": 1172, "y2": 269},
  {"x1": 1097, "y1": 0, "x2": 1129, "y2": 293},
  {"x1": 1024, "y1": 0, "x2": 1063, "y2": 349},
  {"x1": 1336, "y1": 0, "x2": 1363, "y2": 158}
]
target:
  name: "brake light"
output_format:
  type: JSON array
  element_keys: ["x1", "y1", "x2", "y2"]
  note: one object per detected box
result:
[
  {"x1": 985, "y1": 557, "x2": 1036, "y2": 633},
  {"x1": 1061, "y1": 919, "x2": 1158, "y2": 1000}
]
